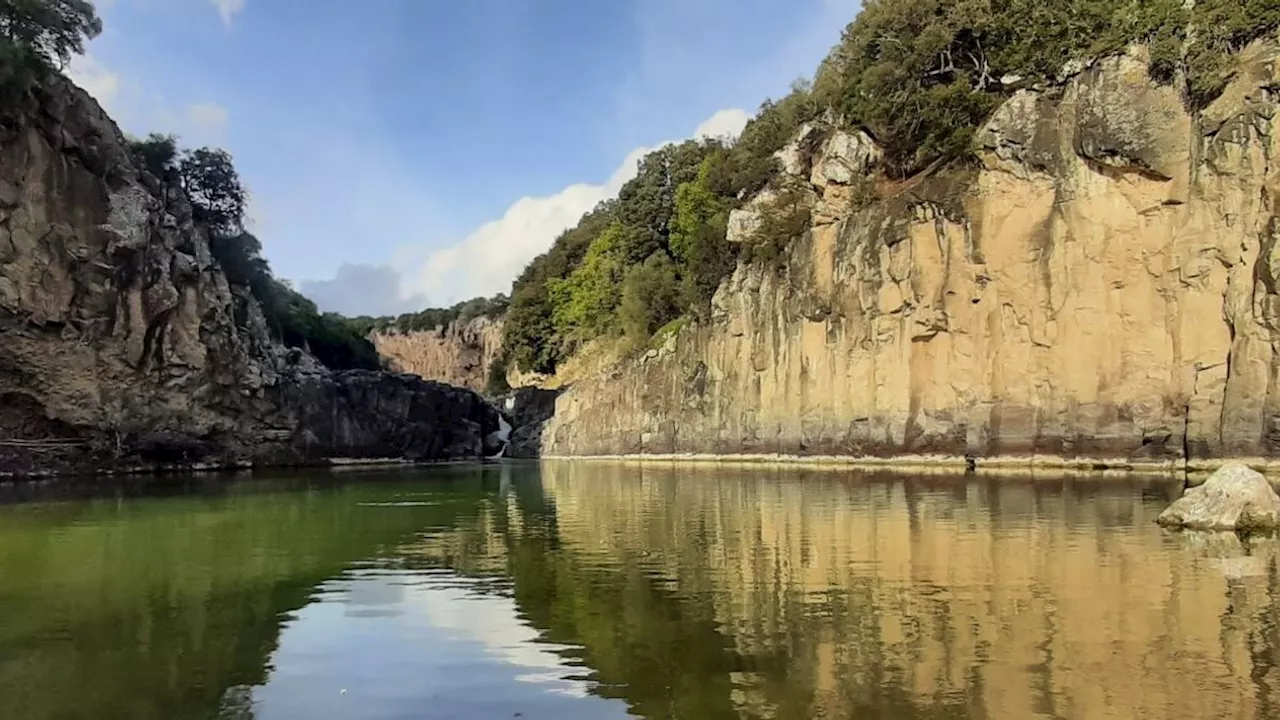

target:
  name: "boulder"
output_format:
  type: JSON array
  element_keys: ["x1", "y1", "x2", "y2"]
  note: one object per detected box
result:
[{"x1": 1156, "y1": 463, "x2": 1280, "y2": 531}]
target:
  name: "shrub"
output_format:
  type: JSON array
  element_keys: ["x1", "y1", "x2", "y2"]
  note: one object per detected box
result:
[
  {"x1": 0, "y1": 0, "x2": 101, "y2": 116},
  {"x1": 619, "y1": 251, "x2": 680, "y2": 346},
  {"x1": 127, "y1": 133, "x2": 179, "y2": 179}
]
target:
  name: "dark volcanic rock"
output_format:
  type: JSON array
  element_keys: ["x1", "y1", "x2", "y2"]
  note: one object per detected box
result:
[
  {"x1": 284, "y1": 371, "x2": 502, "y2": 462},
  {"x1": 499, "y1": 387, "x2": 559, "y2": 459}
]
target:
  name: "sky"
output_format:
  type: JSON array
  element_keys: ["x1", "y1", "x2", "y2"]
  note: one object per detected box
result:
[{"x1": 70, "y1": 0, "x2": 860, "y2": 317}]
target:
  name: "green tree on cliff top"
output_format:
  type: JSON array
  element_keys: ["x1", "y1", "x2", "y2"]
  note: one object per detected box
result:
[{"x1": 0, "y1": 0, "x2": 101, "y2": 69}]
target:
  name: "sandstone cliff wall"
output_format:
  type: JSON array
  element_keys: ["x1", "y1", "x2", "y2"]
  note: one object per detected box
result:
[
  {"x1": 543, "y1": 45, "x2": 1280, "y2": 468},
  {"x1": 372, "y1": 315, "x2": 503, "y2": 392},
  {"x1": 0, "y1": 74, "x2": 499, "y2": 476}
]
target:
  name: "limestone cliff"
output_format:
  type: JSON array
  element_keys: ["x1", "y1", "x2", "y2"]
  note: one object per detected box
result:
[
  {"x1": 372, "y1": 315, "x2": 503, "y2": 393},
  {"x1": 0, "y1": 74, "x2": 500, "y2": 476},
  {"x1": 542, "y1": 44, "x2": 1280, "y2": 469}
]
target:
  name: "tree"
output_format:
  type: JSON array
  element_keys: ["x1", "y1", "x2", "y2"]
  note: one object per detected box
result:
[
  {"x1": 548, "y1": 224, "x2": 626, "y2": 343},
  {"x1": 0, "y1": 0, "x2": 102, "y2": 69},
  {"x1": 619, "y1": 251, "x2": 680, "y2": 344},
  {"x1": 179, "y1": 147, "x2": 247, "y2": 235},
  {"x1": 128, "y1": 133, "x2": 179, "y2": 179},
  {"x1": 671, "y1": 175, "x2": 735, "y2": 317}
]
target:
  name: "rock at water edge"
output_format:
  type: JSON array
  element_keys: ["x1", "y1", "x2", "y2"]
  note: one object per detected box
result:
[{"x1": 1156, "y1": 463, "x2": 1280, "y2": 531}]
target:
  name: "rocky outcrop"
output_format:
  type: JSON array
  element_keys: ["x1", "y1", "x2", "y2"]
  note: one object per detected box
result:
[
  {"x1": 283, "y1": 370, "x2": 504, "y2": 461},
  {"x1": 1157, "y1": 463, "x2": 1280, "y2": 530},
  {"x1": 542, "y1": 43, "x2": 1280, "y2": 468},
  {"x1": 495, "y1": 387, "x2": 559, "y2": 459},
  {"x1": 371, "y1": 315, "x2": 503, "y2": 393},
  {"x1": 0, "y1": 74, "x2": 499, "y2": 476}
]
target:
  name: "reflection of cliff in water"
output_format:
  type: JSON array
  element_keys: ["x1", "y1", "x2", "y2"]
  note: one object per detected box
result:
[{"x1": 419, "y1": 462, "x2": 1280, "y2": 720}]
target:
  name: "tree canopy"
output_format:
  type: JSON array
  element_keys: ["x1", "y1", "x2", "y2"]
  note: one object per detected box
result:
[
  {"x1": 490, "y1": 0, "x2": 1280, "y2": 381},
  {"x1": 0, "y1": 0, "x2": 101, "y2": 112},
  {"x1": 126, "y1": 134, "x2": 380, "y2": 372},
  {"x1": 0, "y1": 0, "x2": 101, "y2": 68}
]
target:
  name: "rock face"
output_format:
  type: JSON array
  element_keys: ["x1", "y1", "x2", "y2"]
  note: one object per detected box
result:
[
  {"x1": 1157, "y1": 463, "x2": 1280, "y2": 530},
  {"x1": 496, "y1": 387, "x2": 559, "y2": 459},
  {"x1": 543, "y1": 44, "x2": 1280, "y2": 466},
  {"x1": 0, "y1": 74, "x2": 499, "y2": 476},
  {"x1": 372, "y1": 315, "x2": 504, "y2": 393},
  {"x1": 283, "y1": 371, "x2": 504, "y2": 461}
]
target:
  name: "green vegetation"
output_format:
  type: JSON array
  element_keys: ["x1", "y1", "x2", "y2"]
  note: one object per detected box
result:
[
  {"x1": 0, "y1": 0, "x2": 100, "y2": 114},
  {"x1": 125, "y1": 134, "x2": 380, "y2": 371},
  {"x1": 812, "y1": 0, "x2": 1280, "y2": 174},
  {"x1": 345, "y1": 294, "x2": 509, "y2": 337},
  {"x1": 0, "y1": 1, "x2": 377, "y2": 371},
  {"x1": 492, "y1": 0, "x2": 1280, "y2": 378}
]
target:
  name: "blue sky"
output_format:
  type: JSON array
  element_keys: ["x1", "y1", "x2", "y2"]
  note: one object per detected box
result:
[{"x1": 71, "y1": 0, "x2": 859, "y2": 316}]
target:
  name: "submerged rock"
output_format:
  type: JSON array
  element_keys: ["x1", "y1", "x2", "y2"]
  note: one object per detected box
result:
[{"x1": 1156, "y1": 463, "x2": 1280, "y2": 531}]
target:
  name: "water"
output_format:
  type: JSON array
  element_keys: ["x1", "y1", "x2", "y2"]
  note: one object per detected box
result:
[{"x1": 0, "y1": 462, "x2": 1276, "y2": 719}]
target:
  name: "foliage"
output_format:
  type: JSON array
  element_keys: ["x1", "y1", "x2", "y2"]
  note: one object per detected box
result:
[
  {"x1": 618, "y1": 251, "x2": 680, "y2": 346},
  {"x1": 0, "y1": 0, "x2": 100, "y2": 68},
  {"x1": 208, "y1": 231, "x2": 381, "y2": 371},
  {"x1": 352, "y1": 294, "x2": 510, "y2": 337},
  {"x1": 488, "y1": 0, "x2": 1280, "y2": 379},
  {"x1": 670, "y1": 163, "x2": 736, "y2": 317},
  {"x1": 0, "y1": 0, "x2": 101, "y2": 113},
  {"x1": 178, "y1": 147, "x2": 246, "y2": 236},
  {"x1": 741, "y1": 187, "x2": 813, "y2": 268},
  {"x1": 812, "y1": 0, "x2": 1280, "y2": 175},
  {"x1": 548, "y1": 223, "x2": 627, "y2": 344},
  {"x1": 127, "y1": 133, "x2": 179, "y2": 179}
]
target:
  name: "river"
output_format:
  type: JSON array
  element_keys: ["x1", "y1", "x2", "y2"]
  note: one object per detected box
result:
[{"x1": 0, "y1": 461, "x2": 1276, "y2": 719}]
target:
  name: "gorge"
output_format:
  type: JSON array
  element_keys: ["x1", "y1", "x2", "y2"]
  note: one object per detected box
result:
[{"x1": 9, "y1": 1, "x2": 1280, "y2": 477}]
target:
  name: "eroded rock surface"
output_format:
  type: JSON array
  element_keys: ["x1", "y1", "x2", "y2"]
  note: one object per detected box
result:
[
  {"x1": 372, "y1": 315, "x2": 503, "y2": 393},
  {"x1": 1157, "y1": 463, "x2": 1280, "y2": 531},
  {"x1": 543, "y1": 45, "x2": 1280, "y2": 466},
  {"x1": 0, "y1": 75, "x2": 498, "y2": 476}
]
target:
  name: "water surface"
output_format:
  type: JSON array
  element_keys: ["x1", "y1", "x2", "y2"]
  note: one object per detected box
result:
[{"x1": 0, "y1": 462, "x2": 1276, "y2": 719}]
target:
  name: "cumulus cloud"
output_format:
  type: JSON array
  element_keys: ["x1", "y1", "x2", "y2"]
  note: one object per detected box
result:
[
  {"x1": 396, "y1": 108, "x2": 747, "y2": 307},
  {"x1": 67, "y1": 54, "x2": 121, "y2": 112},
  {"x1": 299, "y1": 107, "x2": 749, "y2": 316},
  {"x1": 693, "y1": 108, "x2": 750, "y2": 141},
  {"x1": 300, "y1": 264, "x2": 427, "y2": 318},
  {"x1": 209, "y1": 0, "x2": 246, "y2": 28},
  {"x1": 66, "y1": 54, "x2": 231, "y2": 145}
]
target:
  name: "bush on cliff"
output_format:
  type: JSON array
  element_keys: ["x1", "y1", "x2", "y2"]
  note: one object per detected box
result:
[
  {"x1": 354, "y1": 294, "x2": 510, "y2": 337},
  {"x1": 491, "y1": 0, "x2": 1280, "y2": 379},
  {"x1": 0, "y1": 0, "x2": 101, "y2": 116},
  {"x1": 813, "y1": 0, "x2": 1280, "y2": 175},
  {"x1": 134, "y1": 138, "x2": 381, "y2": 372}
]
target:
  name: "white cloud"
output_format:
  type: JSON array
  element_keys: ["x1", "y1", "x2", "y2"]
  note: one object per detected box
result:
[
  {"x1": 67, "y1": 54, "x2": 120, "y2": 112},
  {"x1": 694, "y1": 108, "x2": 750, "y2": 141},
  {"x1": 65, "y1": 55, "x2": 232, "y2": 145},
  {"x1": 209, "y1": 0, "x2": 246, "y2": 28},
  {"x1": 186, "y1": 102, "x2": 229, "y2": 137},
  {"x1": 398, "y1": 108, "x2": 747, "y2": 306}
]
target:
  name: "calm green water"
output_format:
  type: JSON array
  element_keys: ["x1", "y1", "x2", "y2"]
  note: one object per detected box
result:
[{"x1": 0, "y1": 462, "x2": 1278, "y2": 719}]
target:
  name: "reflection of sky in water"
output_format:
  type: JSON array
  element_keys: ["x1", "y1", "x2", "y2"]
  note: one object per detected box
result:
[{"x1": 249, "y1": 569, "x2": 630, "y2": 720}]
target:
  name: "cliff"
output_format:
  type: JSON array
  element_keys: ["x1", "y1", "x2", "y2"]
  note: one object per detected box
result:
[
  {"x1": 372, "y1": 315, "x2": 503, "y2": 393},
  {"x1": 541, "y1": 43, "x2": 1280, "y2": 469},
  {"x1": 0, "y1": 74, "x2": 501, "y2": 476}
]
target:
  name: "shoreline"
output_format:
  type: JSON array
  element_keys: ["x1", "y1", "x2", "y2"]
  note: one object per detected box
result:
[
  {"x1": 0, "y1": 456, "x2": 502, "y2": 482},
  {"x1": 540, "y1": 452, "x2": 1280, "y2": 479},
  {"x1": 8, "y1": 450, "x2": 1279, "y2": 483}
]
